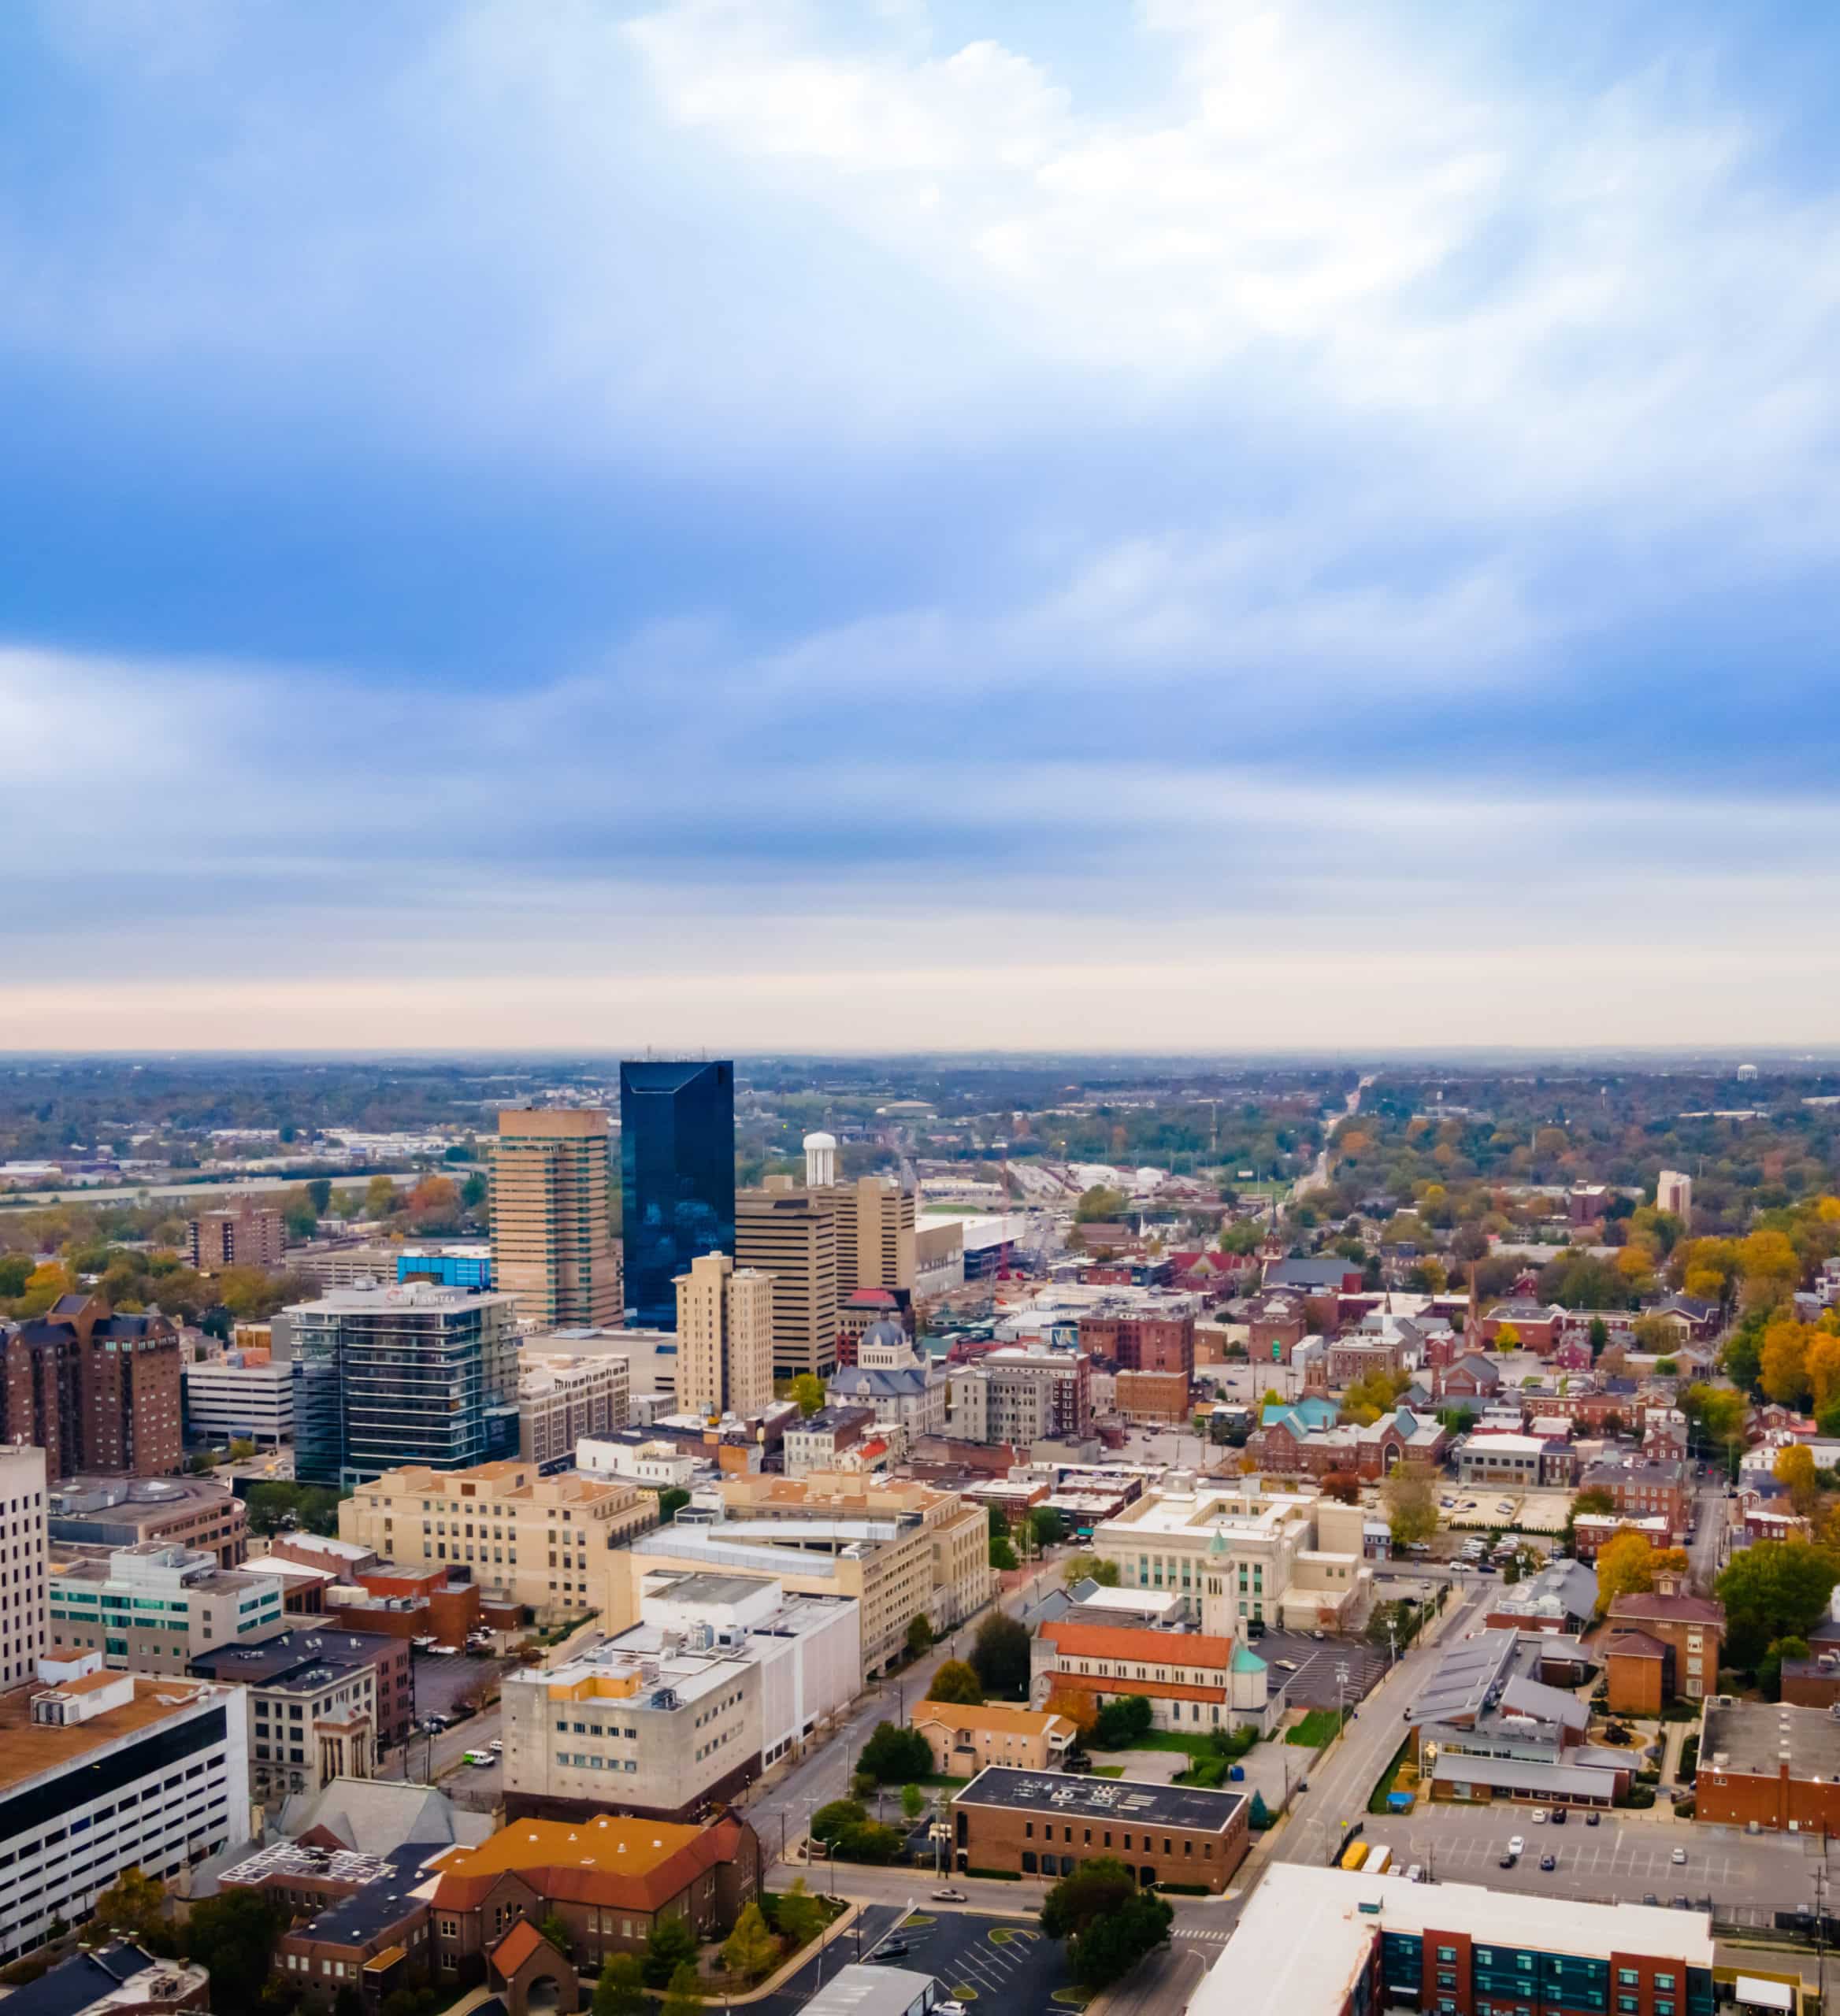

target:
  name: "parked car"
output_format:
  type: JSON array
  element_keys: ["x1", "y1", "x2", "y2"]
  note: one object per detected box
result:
[
  {"x1": 1540, "y1": 1853, "x2": 1556, "y2": 1871},
  {"x1": 1404, "y1": 1864, "x2": 1423, "y2": 1883},
  {"x1": 1586, "y1": 1812, "x2": 1601, "y2": 1825},
  {"x1": 1530, "y1": 1809, "x2": 1547, "y2": 1824},
  {"x1": 1500, "y1": 1850, "x2": 1519, "y2": 1869},
  {"x1": 1671, "y1": 1847, "x2": 1687, "y2": 1863},
  {"x1": 877, "y1": 1942, "x2": 911, "y2": 1961},
  {"x1": 1508, "y1": 1836, "x2": 1526, "y2": 1858},
  {"x1": 1550, "y1": 1808, "x2": 1566, "y2": 1825},
  {"x1": 1275, "y1": 1658, "x2": 1299, "y2": 1672}
]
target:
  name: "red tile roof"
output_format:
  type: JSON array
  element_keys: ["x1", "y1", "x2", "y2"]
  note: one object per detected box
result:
[
  {"x1": 1038, "y1": 1621, "x2": 1237, "y2": 1668},
  {"x1": 1041, "y1": 1670, "x2": 1226, "y2": 1705}
]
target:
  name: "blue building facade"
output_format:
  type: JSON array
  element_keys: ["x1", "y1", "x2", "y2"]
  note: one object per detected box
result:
[
  {"x1": 620, "y1": 1058, "x2": 735, "y2": 1330},
  {"x1": 396, "y1": 1249, "x2": 494, "y2": 1290}
]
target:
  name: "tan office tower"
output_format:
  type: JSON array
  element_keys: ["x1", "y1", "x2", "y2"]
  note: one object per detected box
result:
[
  {"x1": 828, "y1": 1175, "x2": 917, "y2": 1298},
  {"x1": 490, "y1": 1109, "x2": 621, "y2": 1328},
  {"x1": 674, "y1": 1251, "x2": 773, "y2": 1419},
  {"x1": 736, "y1": 1183, "x2": 839, "y2": 1382}
]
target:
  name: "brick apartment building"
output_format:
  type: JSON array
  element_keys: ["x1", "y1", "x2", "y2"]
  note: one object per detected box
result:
[
  {"x1": 1245, "y1": 1292, "x2": 1308, "y2": 1366},
  {"x1": 951, "y1": 1768, "x2": 1248, "y2": 1892},
  {"x1": 1578, "y1": 1457, "x2": 1690, "y2": 1539},
  {"x1": 1603, "y1": 1576, "x2": 1724, "y2": 1709},
  {"x1": 1115, "y1": 1368, "x2": 1191, "y2": 1425},
  {"x1": 187, "y1": 1203, "x2": 286, "y2": 1272},
  {"x1": 1078, "y1": 1309, "x2": 1195, "y2": 1377},
  {"x1": 0, "y1": 1295, "x2": 182, "y2": 1480},
  {"x1": 1479, "y1": 1301, "x2": 1567, "y2": 1353}
]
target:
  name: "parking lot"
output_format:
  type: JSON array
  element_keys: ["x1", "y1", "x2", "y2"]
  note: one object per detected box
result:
[
  {"x1": 1259, "y1": 1631, "x2": 1389, "y2": 1707},
  {"x1": 870, "y1": 1907, "x2": 1073, "y2": 2014},
  {"x1": 1355, "y1": 1807, "x2": 1834, "y2": 1926}
]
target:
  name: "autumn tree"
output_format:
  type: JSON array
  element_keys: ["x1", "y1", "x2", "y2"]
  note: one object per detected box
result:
[
  {"x1": 363, "y1": 1174, "x2": 399, "y2": 1219},
  {"x1": 1775, "y1": 1443, "x2": 1821, "y2": 1518},
  {"x1": 1593, "y1": 1532, "x2": 1690, "y2": 1617},
  {"x1": 1045, "y1": 1687, "x2": 1099, "y2": 1740},
  {"x1": 721, "y1": 1902, "x2": 779, "y2": 1983},
  {"x1": 1493, "y1": 1322, "x2": 1522, "y2": 1354},
  {"x1": 1382, "y1": 1461, "x2": 1439, "y2": 1547},
  {"x1": 926, "y1": 1659, "x2": 985, "y2": 1706},
  {"x1": 1319, "y1": 1470, "x2": 1361, "y2": 1505},
  {"x1": 1761, "y1": 1317, "x2": 1813, "y2": 1407},
  {"x1": 1061, "y1": 1552, "x2": 1119, "y2": 1588},
  {"x1": 94, "y1": 1864, "x2": 165, "y2": 1942},
  {"x1": 790, "y1": 1373, "x2": 826, "y2": 1417}
]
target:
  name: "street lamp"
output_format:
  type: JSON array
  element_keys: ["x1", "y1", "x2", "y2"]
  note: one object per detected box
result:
[{"x1": 1335, "y1": 1664, "x2": 1351, "y2": 1741}]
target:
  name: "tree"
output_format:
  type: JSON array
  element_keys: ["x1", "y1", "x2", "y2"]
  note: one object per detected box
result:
[
  {"x1": 858, "y1": 1721, "x2": 933, "y2": 1784},
  {"x1": 1029, "y1": 1506, "x2": 1067, "y2": 1550},
  {"x1": 791, "y1": 1373, "x2": 826, "y2": 1418},
  {"x1": 1041, "y1": 1859, "x2": 1170, "y2": 1991},
  {"x1": 461, "y1": 1169, "x2": 489, "y2": 1210},
  {"x1": 306, "y1": 1177, "x2": 333, "y2": 1214},
  {"x1": 1382, "y1": 1461, "x2": 1439, "y2": 1547},
  {"x1": 536, "y1": 1913, "x2": 572, "y2": 1957},
  {"x1": 1593, "y1": 1532, "x2": 1690, "y2": 1617},
  {"x1": 1044, "y1": 1687, "x2": 1099, "y2": 1740},
  {"x1": 721, "y1": 1902, "x2": 779, "y2": 1983},
  {"x1": 1074, "y1": 1186, "x2": 1130, "y2": 1224},
  {"x1": 1093, "y1": 1693, "x2": 1154, "y2": 1747},
  {"x1": 363, "y1": 1174, "x2": 399, "y2": 1219},
  {"x1": 1776, "y1": 1443, "x2": 1821, "y2": 1518},
  {"x1": 1319, "y1": 1470, "x2": 1360, "y2": 1505},
  {"x1": 1741, "y1": 1228, "x2": 1802, "y2": 1305},
  {"x1": 1041, "y1": 1857, "x2": 1137, "y2": 1940},
  {"x1": 905, "y1": 1614, "x2": 935, "y2": 1658},
  {"x1": 662, "y1": 1961, "x2": 703, "y2": 2016},
  {"x1": 184, "y1": 1888, "x2": 283, "y2": 2011},
  {"x1": 1061, "y1": 1553, "x2": 1119, "y2": 1588},
  {"x1": 901, "y1": 1782, "x2": 926, "y2": 1821},
  {"x1": 772, "y1": 1881, "x2": 824, "y2": 1951},
  {"x1": 926, "y1": 1659, "x2": 984, "y2": 1705},
  {"x1": 1761, "y1": 1317, "x2": 1812, "y2": 1407},
  {"x1": 94, "y1": 1865, "x2": 165, "y2": 1941},
  {"x1": 811, "y1": 1799, "x2": 868, "y2": 1847},
  {"x1": 989, "y1": 1535, "x2": 1018, "y2": 1572},
  {"x1": 644, "y1": 1915, "x2": 700, "y2": 1988},
  {"x1": 1719, "y1": 1539, "x2": 1840, "y2": 1668},
  {"x1": 1682, "y1": 1383, "x2": 1748, "y2": 1459},
  {"x1": 658, "y1": 1488, "x2": 690, "y2": 1524},
  {"x1": 227, "y1": 1437, "x2": 255, "y2": 1462},
  {"x1": 1588, "y1": 1317, "x2": 1610, "y2": 1358},
  {"x1": 594, "y1": 1955, "x2": 649, "y2": 2016},
  {"x1": 971, "y1": 1613, "x2": 1032, "y2": 1700},
  {"x1": 1248, "y1": 1789, "x2": 1272, "y2": 1829},
  {"x1": 1494, "y1": 1322, "x2": 1522, "y2": 1353}
]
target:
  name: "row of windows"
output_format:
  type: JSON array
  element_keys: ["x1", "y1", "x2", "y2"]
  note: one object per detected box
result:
[{"x1": 1022, "y1": 1821, "x2": 1215, "y2": 1857}]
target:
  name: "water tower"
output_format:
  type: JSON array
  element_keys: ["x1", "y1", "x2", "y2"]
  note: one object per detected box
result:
[{"x1": 803, "y1": 1130, "x2": 837, "y2": 1188}]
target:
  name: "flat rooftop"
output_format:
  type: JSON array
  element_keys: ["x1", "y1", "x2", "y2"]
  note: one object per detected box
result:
[
  {"x1": 955, "y1": 1767, "x2": 1245, "y2": 1834},
  {"x1": 192, "y1": 1628, "x2": 394, "y2": 1689},
  {"x1": 0, "y1": 1676, "x2": 223, "y2": 1796},
  {"x1": 1189, "y1": 1866, "x2": 1712, "y2": 2016},
  {"x1": 1702, "y1": 1698, "x2": 1840, "y2": 1780}
]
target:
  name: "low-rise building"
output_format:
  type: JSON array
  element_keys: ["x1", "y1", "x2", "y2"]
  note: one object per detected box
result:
[
  {"x1": 577, "y1": 1432, "x2": 706, "y2": 1493},
  {"x1": 1, "y1": 1944, "x2": 209, "y2": 2016},
  {"x1": 1482, "y1": 1558, "x2": 1598, "y2": 1636},
  {"x1": 913, "y1": 1701, "x2": 1078, "y2": 1777},
  {"x1": 950, "y1": 1768, "x2": 1248, "y2": 1891},
  {"x1": 1114, "y1": 1368, "x2": 1191, "y2": 1425},
  {"x1": 48, "y1": 1476, "x2": 247, "y2": 1569},
  {"x1": 0, "y1": 1668, "x2": 250, "y2": 1965},
  {"x1": 49, "y1": 1544, "x2": 287, "y2": 1673},
  {"x1": 1456, "y1": 1432, "x2": 1571, "y2": 1488},
  {"x1": 1697, "y1": 1696, "x2": 1840, "y2": 1832},
  {"x1": 517, "y1": 1353, "x2": 629, "y2": 1467},
  {"x1": 782, "y1": 1405, "x2": 878, "y2": 1477},
  {"x1": 339, "y1": 1459, "x2": 658, "y2": 1625},
  {"x1": 191, "y1": 1623, "x2": 414, "y2": 1797},
  {"x1": 1603, "y1": 1575, "x2": 1724, "y2": 1707},
  {"x1": 233, "y1": 1839, "x2": 437, "y2": 2010},
  {"x1": 1031, "y1": 1619, "x2": 1272, "y2": 1734},
  {"x1": 181, "y1": 1353, "x2": 295, "y2": 1447},
  {"x1": 1192, "y1": 1865, "x2": 1715, "y2": 2016},
  {"x1": 1578, "y1": 1455, "x2": 1690, "y2": 1539}
]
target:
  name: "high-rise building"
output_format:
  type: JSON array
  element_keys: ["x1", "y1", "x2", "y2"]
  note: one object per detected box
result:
[
  {"x1": 827, "y1": 1175, "x2": 916, "y2": 1299},
  {"x1": 187, "y1": 1202, "x2": 285, "y2": 1273},
  {"x1": 674, "y1": 1252, "x2": 773, "y2": 1420},
  {"x1": 620, "y1": 1060, "x2": 735, "y2": 1329},
  {"x1": 489, "y1": 1109, "x2": 621, "y2": 1329},
  {"x1": 1657, "y1": 1167, "x2": 1693, "y2": 1225},
  {"x1": 0, "y1": 1299, "x2": 180, "y2": 1481},
  {"x1": 288, "y1": 1282, "x2": 519, "y2": 1487},
  {"x1": 736, "y1": 1181, "x2": 839, "y2": 1381},
  {"x1": 0, "y1": 1443, "x2": 47, "y2": 1689}
]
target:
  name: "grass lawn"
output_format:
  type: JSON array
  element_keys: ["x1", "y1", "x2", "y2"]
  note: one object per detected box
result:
[
  {"x1": 1286, "y1": 1709, "x2": 1342, "y2": 1750},
  {"x1": 1090, "y1": 1766, "x2": 1125, "y2": 1778},
  {"x1": 921, "y1": 1773, "x2": 971, "y2": 1788},
  {"x1": 1366, "y1": 1738, "x2": 1415, "y2": 1815}
]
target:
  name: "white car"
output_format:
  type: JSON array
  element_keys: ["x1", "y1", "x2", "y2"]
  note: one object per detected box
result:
[
  {"x1": 1671, "y1": 1847, "x2": 1687, "y2": 1864},
  {"x1": 1530, "y1": 1808, "x2": 1548, "y2": 1824},
  {"x1": 1508, "y1": 1836, "x2": 1526, "y2": 1858}
]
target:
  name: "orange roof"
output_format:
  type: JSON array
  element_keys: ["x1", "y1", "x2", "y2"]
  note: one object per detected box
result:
[
  {"x1": 1039, "y1": 1621, "x2": 1237, "y2": 1669},
  {"x1": 912, "y1": 1702, "x2": 1074, "y2": 1738},
  {"x1": 1042, "y1": 1670, "x2": 1226, "y2": 1705},
  {"x1": 432, "y1": 1814, "x2": 742, "y2": 1915},
  {"x1": 490, "y1": 1921, "x2": 547, "y2": 1977}
]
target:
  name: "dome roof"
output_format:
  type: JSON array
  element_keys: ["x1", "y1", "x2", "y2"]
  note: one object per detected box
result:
[
  {"x1": 859, "y1": 1316, "x2": 909, "y2": 1349},
  {"x1": 803, "y1": 1130, "x2": 838, "y2": 1149}
]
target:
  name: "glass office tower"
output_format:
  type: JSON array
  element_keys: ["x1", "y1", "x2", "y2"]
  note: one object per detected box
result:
[{"x1": 620, "y1": 1058, "x2": 736, "y2": 1329}]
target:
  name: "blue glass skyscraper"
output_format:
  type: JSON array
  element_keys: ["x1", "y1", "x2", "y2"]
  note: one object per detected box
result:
[{"x1": 621, "y1": 1058, "x2": 736, "y2": 1329}]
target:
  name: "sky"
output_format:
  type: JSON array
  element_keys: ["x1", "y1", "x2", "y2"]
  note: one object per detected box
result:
[{"x1": 6, "y1": 0, "x2": 1840, "y2": 1053}]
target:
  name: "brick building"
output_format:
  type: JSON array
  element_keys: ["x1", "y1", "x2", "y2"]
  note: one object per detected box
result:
[
  {"x1": 1078, "y1": 1308, "x2": 1196, "y2": 1377},
  {"x1": 1578, "y1": 1458, "x2": 1690, "y2": 1540},
  {"x1": 1479, "y1": 1301, "x2": 1566, "y2": 1354},
  {"x1": 187, "y1": 1203, "x2": 286, "y2": 1273},
  {"x1": 950, "y1": 1767, "x2": 1248, "y2": 1892},
  {"x1": 1697, "y1": 1697, "x2": 1840, "y2": 1833},
  {"x1": 1115, "y1": 1368, "x2": 1191, "y2": 1425},
  {"x1": 1602, "y1": 1576, "x2": 1723, "y2": 1707},
  {"x1": 0, "y1": 1295, "x2": 182, "y2": 1480},
  {"x1": 1245, "y1": 1292, "x2": 1308, "y2": 1367}
]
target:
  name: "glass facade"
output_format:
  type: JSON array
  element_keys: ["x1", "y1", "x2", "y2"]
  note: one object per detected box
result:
[
  {"x1": 1374, "y1": 1930, "x2": 1713, "y2": 2016},
  {"x1": 620, "y1": 1059, "x2": 736, "y2": 1329}
]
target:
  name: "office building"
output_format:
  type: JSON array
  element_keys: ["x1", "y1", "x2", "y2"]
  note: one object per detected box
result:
[
  {"x1": 1695, "y1": 1696, "x2": 1840, "y2": 1832},
  {"x1": 1092, "y1": 1480, "x2": 1371, "y2": 1636},
  {"x1": 621, "y1": 1060, "x2": 735, "y2": 1329},
  {"x1": 736, "y1": 1182, "x2": 839, "y2": 1380},
  {"x1": 396, "y1": 1247, "x2": 494, "y2": 1291},
  {"x1": 49, "y1": 1544, "x2": 285, "y2": 1674},
  {"x1": 945, "y1": 1349, "x2": 1092, "y2": 1445},
  {"x1": 949, "y1": 1768, "x2": 1248, "y2": 1891},
  {"x1": 489, "y1": 1110, "x2": 619, "y2": 1328},
  {"x1": 827, "y1": 1332, "x2": 947, "y2": 1440},
  {"x1": 181, "y1": 1353, "x2": 294, "y2": 1447},
  {"x1": 1657, "y1": 1168, "x2": 1694, "y2": 1225},
  {"x1": 1198, "y1": 1865, "x2": 1714, "y2": 2016},
  {"x1": 49, "y1": 1475, "x2": 247, "y2": 1569},
  {"x1": 288, "y1": 1282, "x2": 519, "y2": 1487},
  {"x1": 191, "y1": 1625, "x2": 414, "y2": 1797},
  {"x1": 339, "y1": 1458, "x2": 657, "y2": 1625},
  {"x1": 0, "y1": 1444, "x2": 47, "y2": 1689},
  {"x1": 674, "y1": 1251, "x2": 773, "y2": 1420},
  {"x1": 828, "y1": 1175, "x2": 915, "y2": 1299},
  {"x1": 517, "y1": 1352, "x2": 630, "y2": 1466},
  {"x1": 629, "y1": 1472, "x2": 991, "y2": 1672},
  {"x1": 187, "y1": 1203, "x2": 285, "y2": 1273},
  {"x1": 0, "y1": 1668, "x2": 250, "y2": 1965},
  {"x1": 427, "y1": 1813, "x2": 761, "y2": 1984}
]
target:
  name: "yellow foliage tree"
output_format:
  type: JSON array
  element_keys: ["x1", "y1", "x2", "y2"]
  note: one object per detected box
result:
[
  {"x1": 1616, "y1": 1244, "x2": 1656, "y2": 1281},
  {"x1": 1775, "y1": 1443, "x2": 1821, "y2": 1518},
  {"x1": 1741, "y1": 1229, "x2": 1803, "y2": 1307},
  {"x1": 1808, "y1": 1333, "x2": 1840, "y2": 1418},
  {"x1": 1493, "y1": 1322, "x2": 1521, "y2": 1354},
  {"x1": 1761, "y1": 1317, "x2": 1813, "y2": 1407},
  {"x1": 1593, "y1": 1532, "x2": 1690, "y2": 1617}
]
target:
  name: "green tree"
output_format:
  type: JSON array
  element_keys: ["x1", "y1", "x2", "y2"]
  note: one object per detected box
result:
[
  {"x1": 1074, "y1": 1186, "x2": 1131, "y2": 1224},
  {"x1": 971, "y1": 1613, "x2": 1032, "y2": 1700},
  {"x1": 1248, "y1": 1789, "x2": 1272, "y2": 1829},
  {"x1": 771, "y1": 1881, "x2": 824, "y2": 1951},
  {"x1": 810, "y1": 1799, "x2": 868, "y2": 1847},
  {"x1": 1074, "y1": 1892, "x2": 1174, "y2": 1990},
  {"x1": 461, "y1": 1171, "x2": 488, "y2": 1210},
  {"x1": 184, "y1": 1888, "x2": 283, "y2": 2012},
  {"x1": 643, "y1": 1915, "x2": 699, "y2": 1988},
  {"x1": 1718, "y1": 1540, "x2": 1840, "y2": 1668},
  {"x1": 926, "y1": 1659, "x2": 985, "y2": 1705},
  {"x1": 94, "y1": 1864, "x2": 165, "y2": 1941},
  {"x1": 1381, "y1": 1461, "x2": 1439, "y2": 1547},
  {"x1": 364, "y1": 1174, "x2": 399, "y2": 1219},
  {"x1": 538, "y1": 1914, "x2": 571, "y2": 1956},
  {"x1": 1029, "y1": 1506, "x2": 1067, "y2": 1550},
  {"x1": 989, "y1": 1535, "x2": 1018, "y2": 1572},
  {"x1": 721, "y1": 1901, "x2": 780, "y2": 1982},
  {"x1": 905, "y1": 1614, "x2": 935, "y2": 1658},
  {"x1": 662, "y1": 1961, "x2": 703, "y2": 2016},
  {"x1": 227, "y1": 1437, "x2": 255, "y2": 1462},
  {"x1": 901, "y1": 1782, "x2": 926, "y2": 1821},
  {"x1": 658, "y1": 1488, "x2": 690, "y2": 1524},
  {"x1": 1041, "y1": 1858, "x2": 1136, "y2": 1940},
  {"x1": 1061, "y1": 1553, "x2": 1119, "y2": 1588},
  {"x1": 593, "y1": 1955, "x2": 648, "y2": 2016},
  {"x1": 1589, "y1": 1316, "x2": 1610, "y2": 1358},
  {"x1": 791, "y1": 1373, "x2": 826, "y2": 1418},
  {"x1": 858, "y1": 1721, "x2": 933, "y2": 1784},
  {"x1": 1093, "y1": 1694, "x2": 1153, "y2": 1747},
  {"x1": 306, "y1": 1177, "x2": 333, "y2": 1214}
]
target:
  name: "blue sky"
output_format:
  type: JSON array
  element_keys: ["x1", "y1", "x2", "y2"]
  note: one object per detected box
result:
[{"x1": 6, "y1": 0, "x2": 1840, "y2": 1051}]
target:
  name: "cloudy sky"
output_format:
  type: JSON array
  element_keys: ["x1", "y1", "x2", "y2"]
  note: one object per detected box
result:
[{"x1": 6, "y1": 0, "x2": 1840, "y2": 1052}]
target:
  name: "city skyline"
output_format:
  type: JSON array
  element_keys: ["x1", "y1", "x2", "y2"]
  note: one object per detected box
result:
[{"x1": 5, "y1": 3, "x2": 1840, "y2": 1047}]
